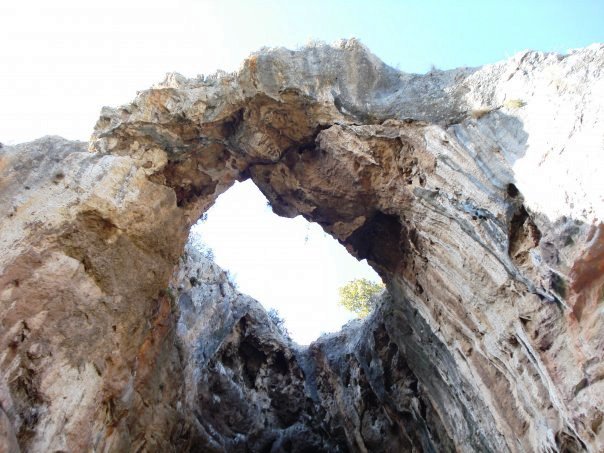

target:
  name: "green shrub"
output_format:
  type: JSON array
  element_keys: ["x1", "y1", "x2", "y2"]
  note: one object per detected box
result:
[{"x1": 338, "y1": 278, "x2": 384, "y2": 318}]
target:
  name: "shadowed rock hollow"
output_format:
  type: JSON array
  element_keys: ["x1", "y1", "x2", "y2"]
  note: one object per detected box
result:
[{"x1": 1, "y1": 39, "x2": 603, "y2": 452}]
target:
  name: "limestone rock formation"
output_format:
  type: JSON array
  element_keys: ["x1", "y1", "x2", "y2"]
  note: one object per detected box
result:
[
  {"x1": 1, "y1": 40, "x2": 603, "y2": 452},
  {"x1": 173, "y1": 242, "x2": 453, "y2": 452}
]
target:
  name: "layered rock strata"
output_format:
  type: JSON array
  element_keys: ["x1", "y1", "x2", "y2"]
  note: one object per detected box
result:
[{"x1": 1, "y1": 40, "x2": 603, "y2": 452}]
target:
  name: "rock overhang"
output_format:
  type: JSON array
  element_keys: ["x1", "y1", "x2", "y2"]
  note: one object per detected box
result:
[{"x1": 1, "y1": 40, "x2": 603, "y2": 452}]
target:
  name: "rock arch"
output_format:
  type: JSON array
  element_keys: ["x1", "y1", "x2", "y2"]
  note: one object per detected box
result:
[{"x1": 1, "y1": 40, "x2": 603, "y2": 452}]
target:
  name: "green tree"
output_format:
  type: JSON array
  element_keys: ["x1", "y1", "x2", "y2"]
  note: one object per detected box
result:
[{"x1": 338, "y1": 278, "x2": 384, "y2": 318}]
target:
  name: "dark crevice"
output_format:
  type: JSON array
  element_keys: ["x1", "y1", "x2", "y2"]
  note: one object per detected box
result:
[
  {"x1": 346, "y1": 211, "x2": 407, "y2": 275},
  {"x1": 221, "y1": 109, "x2": 245, "y2": 138},
  {"x1": 506, "y1": 183, "x2": 519, "y2": 198},
  {"x1": 508, "y1": 205, "x2": 542, "y2": 265}
]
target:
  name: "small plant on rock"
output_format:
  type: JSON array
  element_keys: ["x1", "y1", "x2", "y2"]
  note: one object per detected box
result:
[
  {"x1": 503, "y1": 99, "x2": 526, "y2": 109},
  {"x1": 267, "y1": 308, "x2": 290, "y2": 338}
]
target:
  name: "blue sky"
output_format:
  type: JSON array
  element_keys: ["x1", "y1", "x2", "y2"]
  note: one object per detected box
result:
[
  {"x1": 1, "y1": 0, "x2": 602, "y2": 342},
  {"x1": 1, "y1": 0, "x2": 602, "y2": 143},
  {"x1": 205, "y1": 0, "x2": 604, "y2": 73}
]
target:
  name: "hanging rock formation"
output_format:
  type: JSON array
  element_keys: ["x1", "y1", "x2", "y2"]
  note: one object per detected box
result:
[{"x1": 1, "y1": 40, "x2": 603, "y2": 452}]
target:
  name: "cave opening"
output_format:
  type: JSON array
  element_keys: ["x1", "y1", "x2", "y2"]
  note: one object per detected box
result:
[{"x1": 189, "y1": 178, "x2": 382, "y2": 344}]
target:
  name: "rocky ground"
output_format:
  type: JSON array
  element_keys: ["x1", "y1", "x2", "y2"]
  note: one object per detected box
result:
[{"x1": 1, "y1": 40, "x2": 603, "y2": 452}]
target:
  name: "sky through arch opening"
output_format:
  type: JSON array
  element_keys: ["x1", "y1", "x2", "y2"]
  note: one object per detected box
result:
[{"x1": 190, "y1": 179, "x2": 381, "y2": 344}]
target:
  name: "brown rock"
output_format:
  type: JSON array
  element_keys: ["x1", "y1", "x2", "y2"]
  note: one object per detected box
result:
[{"x1": 1, "y1": 40, "x2": 603, "y2": 451}]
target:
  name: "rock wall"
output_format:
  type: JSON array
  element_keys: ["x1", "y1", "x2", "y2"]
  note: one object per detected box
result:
[
  {"x1": 172, "y1": 243, "x2": 454, "y2": 452},
  {"x1": 1, "y1": 40, "x2": 603, "y2": 452}
]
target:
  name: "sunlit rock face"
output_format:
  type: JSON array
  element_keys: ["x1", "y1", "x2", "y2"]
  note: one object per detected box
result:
[{"x1": 1, "y1": 40, "x2": 603, "y2": 452}]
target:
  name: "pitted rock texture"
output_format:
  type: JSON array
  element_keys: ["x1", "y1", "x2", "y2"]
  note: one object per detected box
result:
[
  {"x1": 173, "y1": 243, "x2": 454, "y2": 452},
  {"x1": 1, "y1": 40, "x2": 603, "y2": 452}
]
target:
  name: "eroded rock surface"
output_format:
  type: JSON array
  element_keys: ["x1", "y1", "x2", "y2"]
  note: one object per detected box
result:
[
  {"x1": 1, "y1": 40, "x2": 603, "y2": 452},
  {"x1": 172, "y1": 243, "x2": 454, "y2": 452}
]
